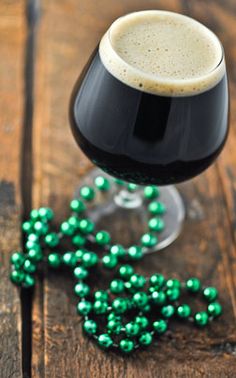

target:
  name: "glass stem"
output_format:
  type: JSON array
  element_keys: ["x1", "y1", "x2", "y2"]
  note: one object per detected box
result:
[{"x1": 114, "y1": 189, "x2": 143, "y2": 209}]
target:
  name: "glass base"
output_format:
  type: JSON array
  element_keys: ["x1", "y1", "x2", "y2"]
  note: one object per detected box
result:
[{"x1": 75, "y1": 168, "x2": 185, "y2": 254}]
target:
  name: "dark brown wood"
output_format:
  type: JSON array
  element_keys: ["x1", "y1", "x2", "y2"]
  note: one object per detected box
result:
[
  {"x1": 0, "y1": 1, "x2": 26, "y2": 377},
  {"x1": 30, "y1": 0, "x2": 236, "y2": 377}
]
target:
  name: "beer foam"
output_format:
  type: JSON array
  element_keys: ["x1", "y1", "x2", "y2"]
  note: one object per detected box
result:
[{"x1": 99, "y1": 10, "x2": 225, "y2": 96}]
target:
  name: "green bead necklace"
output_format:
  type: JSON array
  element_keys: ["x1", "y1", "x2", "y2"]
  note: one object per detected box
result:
[{"x1": 9, "y1": 175, "x2": 222, "y2": 353}]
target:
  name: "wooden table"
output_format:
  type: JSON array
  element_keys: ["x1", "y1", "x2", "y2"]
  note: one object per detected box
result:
[{"x1": 1, "y1": 1, "x2": 236, "y2": 377}]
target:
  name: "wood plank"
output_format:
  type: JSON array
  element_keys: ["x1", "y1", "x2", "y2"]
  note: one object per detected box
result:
[
  {"x1": 32, "y1": 0, "x2": 236, "y2": 377},
  {"x1": 0, "y1": 1, "x2": 26, "y2": 377}
]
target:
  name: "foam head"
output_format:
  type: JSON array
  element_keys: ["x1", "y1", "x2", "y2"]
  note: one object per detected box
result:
[{"x1": 99, "y1": 10, "x2": 225, "y2": 96}]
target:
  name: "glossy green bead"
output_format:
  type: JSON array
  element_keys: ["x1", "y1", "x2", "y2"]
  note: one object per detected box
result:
[
  {"x1": 203, "y1": 287, "x2": 218, "y2": 302},
  {"x1": 62, "y1": 252, "x2": 78, "y2": 267},
  {"x1": 93, "y1": 300, "x2": 108, "y2": 314},
  {"x1": 98, "y1": 334, "x2": 113, "y2": 348},
  {"x1": 68, "y1": 216, "x2": 79, "y2": 228},
  {"x1": 110, "y1": 279, "x2": 125, "y2": 294},
  {"x1": 135, "y1": 316, "x2": 149, "y2": 329},
  {"x1": 110, "y1": 244, "x2": 126, "y2": 259},
  {"x1": 149, "y1": 274, "x2": 165, "y2": 288},
  {"x1": 10, "y1": 270, "x2": 25, "y2": 285},
  {"x1": 94, "y1": 176, "x2": 110, "y2": 191},
  {"x1": 151, "y1": 291, "x2": 166, "y2": 305},
  {"x1": 148, "y1": 217, "x2": 165, "y2": 232},
  {"x1": 102, "y1": 254, "x2": 117, "y2": 269},
  {"x1": 107, "y1": 319, "x2": 122, "y2": 334},
  {"x1": 133, "y1": 292, "x2": 148, "y2": 308},
  {"x1": 142, "y1": 304, "x2": 151, "y2": 313},
  {"x1": 74, "y1": 266, "x2": 88, "y2": 280},
  {"x1": 80, "y1": 186, "x2": 95, "y2": 201},
  {"x1": 95, "y1": 231, "x2": 111, "y2": 245},
  {"x1": 77, "y1": 300, "x2": 92, "y2": 315},
  {"x1": 119, "y1": 265, "x2": 134, "y2": 280},
  {"x1": 144, "y1": 186, "x2": 159, "y2": 199},
  {"x1": 28, "y1": 249, "x2": 43, "y2": 262},
  {"x1": 75, "y1": 249, "x2": 85, "y2": 260},
  {"x1": 207, "y1": 302, "x2": 222, "y2": 317},
  {"x1": 161, "y1": 305, "x2": 175, "y2": 318},
  {"x1": 139, "y1": 332, "x2": 153, "y2": 346},
  {"x1": 194, "y1": 311, "x2": 209, "y2": 326},
  {"x1": 186, "y1": 278, "x2": 201, "y2": 293},
  {"x1": 10, "y1": 252, "x2": 25, "y2": 269},
  {"x1": 82, "y1": 252, "x2": 98, "y2": 268},
  {"x1": 72, "y1": 235, "x2": 86, "y2": 247},
  {"x1": 114, "y1": 178, "x2": 125, "y2": 186},
  {"x1": 26, "y1": 240, "x2": 41, "y2": 252},
  {"x1": 83, "y1": 319, "x2": 97, "y2": 335},
  {"x1": 22, "y1": 221, "x2": 33, "y2": 234},
  {"x1": 166, "y1": 288, "x2": 180, "y2": 301},
  {"x1": 130, "y1": 274, "x2": 146, "y2": 289},
  {"x1": 48, "y1": 253, "x2": 61, "y2": 268},
  {"x1": 74, "y1": 282, "x2": 90, "y2": 297},
  {"x1": 44, "y1": 232, "x2": 59, "y2": 247},
  {"x1": 166, "y1": 278, "x2": 181, "y2": 289},
  {"x1": 148, "y1": 201, "x2": 166, "y2": 215},
  {"x1": 94, "y1": 290, "x2": 108, "y2": 301},
  {"x1": 23, "y1": 259, "x2": 36, "y2": 274},
  {"x1": 127, "y1": 183, "x2": 138, "y2": 192},
  {"x1": 60, "y1": 221, "x2": 75, "y2": 236},
  {"x1": 128, "y1": 246, "x2": 143, "y2": 260},
  {"x1": 125, "y1": 322, "x2": 140, "y2": 337},
  {"x1": 70, "y1": 199, "x2": 86, "y2": 213},
  {"x1": 153, "y1": 319, "x2": 168, "y2": 334},
  {"x1": 107, "y1": 312, "x2": 121, "y2": 321},
  {"x1": 177, "y1": 304, "x2": 191, "y2": 318},
  {"x1": 27, "y1": 233, "x2": 39, "y2": 243},
  {"x1": 112, "y1": 297, "x2": 127, "y2": 314},
  {"x1": 23, "y1": 274, "x2": 35, "y2": 288},
  {"x1": 30, "y1": 209, "x2": 39, "y2": 221},
  {"x1": 141, "y1": 233, "x2": 158, "y2": 247},
  {"x1": 38, "y1": 207, "x2": 54, "y2": 221},
  {"x1": 119, "y1": 339, "x2": 134, "y2": 353},
  {"x1": 78, "y1": 219, "x2": 94, "y2": 234},
  {"x1": 34, "y1": 221, "x2": 49, "y2": 235}
]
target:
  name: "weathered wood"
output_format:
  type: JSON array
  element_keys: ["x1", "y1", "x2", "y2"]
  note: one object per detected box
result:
[
  {"x1": 31, "y1": 0, "x2": 236, "y2": 377},
  {"x1": 0, "y1": 1, "x2": 26, "y2": 377}
]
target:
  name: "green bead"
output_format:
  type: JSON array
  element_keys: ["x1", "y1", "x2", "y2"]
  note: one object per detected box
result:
[
  {"x1": 166, "y1": 278, "x2": 181, "y2": 289},
  {"x1": 148, "y1": 217, "x2": 165, "y2": 232},
  {"x1": 23, "y1": 274, "x2": 35, "y2": 288},
  {"x1": 82, "y1": 252, "x2": 98, "y2": 268},
  {"x1": 102, "y1": 254, "x2": 117, "y2": 269},
  {"x1": 151, "y1": 291, "x2": 166, "y2": 305},
  {"x1": 75, "y1": 249, "x2": 85, "y2": 260},
  {"x1": 77, "y1": 300, "x2": 92, "y2": 315},
  {"x1": 38, "y1": 207, "x2": 54, "y2": 220},
  {"x1": 112, "y1": 297, "x2": 127, "y2": 314},
  {"x1": 135, "y1": 316, "x2": 149, "y2": 329},
  {"x1": 186, "y1": 278, "x2": 201, "y2": 293},
  {"x1": 98, "y1": 334, "x2": 113, "y2": 348},
  {"x1": 74, "y1": 266, "x2": 88, "y2": 280},
  {"x1": 94, "y1": 176, "x2": 110, "y2": 191},
  {"x1": 60, "y1": 221, "x2": 75, "y2": 236},
  {"x1": 125, "y1": 322, "x2": 140, "y2": 336},
  {"x1": 74, "y1": 282, "x2": 90, "y2": 297},
  {"x1": 107, "y1": 312, "x2": 121, "y2": 321},
  {"x1": 194, "y1": 311, "x2": 209, "y2": 326},
  {"x1": 10, "y1": 270, "x2": 25, "y2": 285},
  {"x1": 166, "y1": 288, "x2": 180, "y2": 301},
  {"x1": 119, "y1": 265, "x2": 134, "y2": 280},
  {"x1": 132, "y1": 292, "x2": 148, "y2": 308},
  {"x1": 44, "y1": 232, "x2": 59, "y2": 247},
  {"x1": 80, "y1": 186, "x2": 95, "y2": 201},
  {"x1": 94, "y1": 290, "x2": 108, "y2": 301},
  {"x1": 48, "y1": 253, "x2": 61, "y2": 268},
  {"x1": 34, "y1": 221, "x2": 49, "y2": 235},
  {"x1": 27, "y1": 233, "x2": 39, "y2": 242},
  {"x1": 10, "y1": 252, "x2": 25, "y2": 269},
  {"x1": 110, "y1": 244, "x2": 126, "y2": 259},
  {"x1": 148, "y1": 201, "x2": 166, "y2": 215},
  {"x1": 153, "y1": 319, "x2": 168, "y2": 334},
  {"x1": 141, "y1": 233, "x2": 158, "y2": 247},
  {"x1": 130, "y1": 274, "x2": 146, "y2": 289},
  {"x1": 207, "y1": 302, "x2": 222, "y2": 317},
  {"x1": 110, "y1": 279, "x2": 125, "y2": 294},
  {"x1": 23, "y1": 259, "x2": 36, "y2": 274},
  {"x1": 62, "y1": 252, "x2": 78, "y2": 267},
  {"x1": 78, "y1": 219, "x2": 94, "y2": 234},
  {"x1": 93, "y1": 300, "x2": 108, "y2": 314},
  {"x1": 70, "y1": 199, "x2": 86, "y2": 213},
  {"x1": 30, "y1": 209, "x2": 39, "y2": 221},
  {"x1": 72, "y1": 234, "x2": 86, "y2": 247},
  {"x1": 177, "y1": 304, "x2": 191, "y2": 318},
  {"x1": 22, "y1": 221, "x2": 33, "y2": 233},
  {"x1": 95, "y1": 231, "x2": 111, "y2": 245},
  {"x1": 203, "y1": 287, "x2": 218, "y2": 302},
  {"x1": 119, "y1": 339, "x2": 134, "y2": 353},
  {"x1": 28, "y1": 249, "x2": 43, "y2": 262},
  {"x1": 144, "y1": 186, "x2": 159, "y2": 199},
  {"x1": 83, "y1": 319, "x2": 97, "y2": 335},
  {"x1": 127, "y1": 183, "x2": 138, "y2": 192},
  {"x1": 149, "y1": 273, "x2": 165, "y2": 288},
  {"x1": 161, "y1": 305, "x2": 175, "y2": 318},
  {"x1": 128, "y1": 246, "x2": 143, "y2": 260},
  {"x1": 68, "y1": 216, "x2": 79, "y2": 227},
  {"x1": 139, "y1": 332, "x2": 153, "y2": 346},
  {"x1": 114, "y1": 178, "x2": 125, "y2": 186},
  {"x1": 107, "y1": 319, "x2": 122, "y2": 334},
  {"x1": 26, "y1": 241, "x2": 41, "y2": 252}
]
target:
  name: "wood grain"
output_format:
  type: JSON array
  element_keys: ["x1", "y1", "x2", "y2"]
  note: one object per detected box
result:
[
  {"x1": 0, "y1": 1, "x2": 26, "y2": 377},
  {"x1": 31, "y1": 0, "x2": 236, "y2": 377}
]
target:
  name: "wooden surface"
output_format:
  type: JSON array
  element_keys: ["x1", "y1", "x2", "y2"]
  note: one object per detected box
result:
[{"x1": 1, "y1": 0, "x2": 236, "y2": 377}]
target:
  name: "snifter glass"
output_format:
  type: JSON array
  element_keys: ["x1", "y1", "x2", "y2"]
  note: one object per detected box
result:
[{"x1": 69, "y1": 10, "x2": 229, "y2": 252}]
